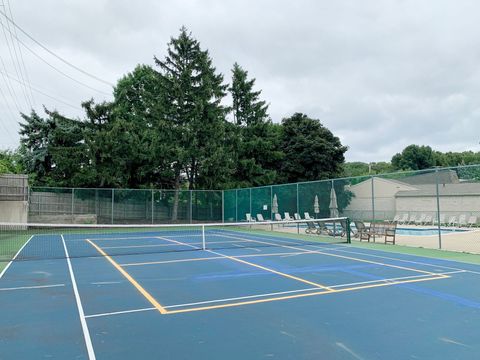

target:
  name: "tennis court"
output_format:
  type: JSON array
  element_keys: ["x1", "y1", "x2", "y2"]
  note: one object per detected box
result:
[{"x1": 1, "y1": 219, "x2": 480, "y2": 359}]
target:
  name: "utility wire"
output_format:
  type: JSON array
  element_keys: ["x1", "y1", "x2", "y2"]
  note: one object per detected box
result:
[
  {"x1": 0, "y1": 52, "x2": 22, "y2": 112},
  {"x1": 0, "y1": 18, "x2": 111, "y2": 96},
  {"x1": 5, "y1": 0, "x2": 35, "y2": 107},
  {"x1": 0, "y1": 69, "x2": 83, "y2": 110},
  {"x1": 0, "y1": 8, "x2": 114, "y2": 87}
]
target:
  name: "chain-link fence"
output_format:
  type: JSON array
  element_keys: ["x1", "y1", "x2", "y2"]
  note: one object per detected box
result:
[
  {"x1": 29, "y1": 187, "x2": 222, "y2": 225},
  {"x1": 224, "y1": 165, "x2": 480, "y2": 254}
]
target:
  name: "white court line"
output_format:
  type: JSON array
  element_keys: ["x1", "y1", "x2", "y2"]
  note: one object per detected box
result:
[
  {"x1": 84, "y1": 270, "x2": 461, "y2": 319},
  {"x1": 61, "y1": 235, "x2": 96, "y2": 360},
  {"x1": 0, "y1": 235, "x2": 34, "y2": 280},
  {"x1": 0, "y1": 283, "x2": 65, "y2": 291}
]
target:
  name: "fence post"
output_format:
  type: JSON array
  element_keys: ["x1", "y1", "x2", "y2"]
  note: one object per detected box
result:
[
  {"x1": 371, "y1": 176, "x2": 376, "y2": 242},
  {"x1": 190, "y1": 190, "x2": 193, "y2": 224},
  {"x1": 249, "y1": 188, "x2": 252, "y2": 216},
  {"x1": 111, "y1": 188, "x2": 114, "y2": 224},
  {"x1": 222, "y1": 190, "x2": 225, "y2": 223},
  {"x1": 435, "y1": 168, "x2": 442, "y2": 249},
  {"x1": 71, "y1": 188, "x2": 74, "y2": 223},
  {"x1": 296, "y1": 183, "x2": 299, "y2": 216},
  {"x1": 151, "y1": 189, "x2": 154, "y2": 224},
  {"x1": 235, "y1": 189, "x2": 238, "y2": 222},
  {"x1": 270, "y1": 186, "x2": 273, "y2": 220}
]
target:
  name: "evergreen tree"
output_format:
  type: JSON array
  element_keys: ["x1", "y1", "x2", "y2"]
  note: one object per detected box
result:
[{"x1": 229, "y1": 63, "x2": 282, "y2": 187}]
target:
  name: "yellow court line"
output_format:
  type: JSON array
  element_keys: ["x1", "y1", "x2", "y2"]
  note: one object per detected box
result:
[
  {"x1": 217, "y1": 233, "x2": 441, "y2": 276},
  {"x1": 86, "y1": 239, "x2": 168, "y2": 315},
  {"x1": 207, "y1": 249, "x2": 335, "y2": 292},
  {"x1": 156, "y1": 236, "x2": 335, "y2": 292},
  {"x1": 166, "y1": 274, "x2": 448, "y2": 314}
]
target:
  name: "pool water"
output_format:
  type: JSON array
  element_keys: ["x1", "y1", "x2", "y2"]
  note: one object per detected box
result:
[{"x1": 396, "y1": 227, "x2": 468, "y2": 236}]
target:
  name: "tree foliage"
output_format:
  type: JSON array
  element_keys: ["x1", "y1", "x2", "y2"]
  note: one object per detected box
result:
[{"x1": 279, "y1": 113, "x2": 347, "y2": 183}]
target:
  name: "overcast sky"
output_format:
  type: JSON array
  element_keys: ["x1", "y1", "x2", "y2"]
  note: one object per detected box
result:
[{"x1": 1, "y1": 0, "x2": 479, "y2": 162}]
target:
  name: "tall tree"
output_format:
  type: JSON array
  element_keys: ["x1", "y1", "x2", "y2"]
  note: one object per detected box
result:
[
  {"x1": 229, "y1": 63, "x2": 282, "y2": 187},
  {"x1": 391, "y1": 145, "x2": 436, "y2": 170},
  {"x1": 279, "y1": 113, "x2": 347, "y2": 182},
  {"x1": 154, "y1": 27, "x2": 229, "y2": 219}
]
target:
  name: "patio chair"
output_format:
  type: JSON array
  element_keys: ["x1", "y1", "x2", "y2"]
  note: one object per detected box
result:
[
  {"x1": 304, "y1": 212, "x2": 314, "y2": 220},
  {"x1": 384, "y1": 222, "x2": 397, "y2": 244},
  {"x1": 392, "y1": 214, "x2": 401, "y2": 223},
  {"x1": 274, "y1": 213, "x2": 283, "y2": 221},
  {"x1": 407, "y1": 214, "x2": 417, "y2": 225},
  {"x1": 415, "y1": 214, "x2": 426, "y2": 225},
  {"x1": 448, "y1": 216, "x2": 457, "y2": 227},
  {"x1": 304, "y1": 220, "x2": 318, "y2": 234},
  {"x1": 458, "y1": 214, "x2": 467, "y2": 227},
  {"x1": 398, "y1": 214, "x2": 409, "y2": 225},
  {"x1": 256, "y1": 214, "x2": 265, "y2": 222},
  {"x1": 354, "y1": 221, "x2": 371, "y2": 241},
  {"x1": 423, "y1": 215, "x2": 433, "y2": 225},
  {"x1": 284, "y1": 212, "x2": 294, "y2": 221},
  {"x1": 294, "y1": 213, "x2": 301, "y2": 220},
  {"x1": 245, "y1": 213, "x2": 256, "y2": 222},
  {"x1": 468, "y1": 216, "x2": 477, "y2": 227},
  {"x1": 433, "y1": 214, "x2": 447, "y2": 226}
]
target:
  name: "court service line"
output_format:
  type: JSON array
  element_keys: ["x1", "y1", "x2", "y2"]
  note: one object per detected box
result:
[
  {"x1": 166, "y1": 275, "x2": 447, "y2": 314},
  {"x1": 0, "y1": 235, "x2": 34, "y2": 280},
  {"x1": 156, "y1": 236, "x2": 335, "y2": 292},
  {"x1": 84, "y1": 270, "x2": 458, "y2": 319},
  {"x1": 0, "y1": 283, "x2": 65, "y2": 291},
  {"x1": 61, "y1": 235, "x2": 96, "y2": 360},
  {"x1": 119, "y1": 250, "x2": 321, "y2": 267},
  {"x1": 216, "y1": 232, "x2": 446, "y2": 277},
  {"x1": 86, "y1": 239, "x2": 167, "y2": 315}
]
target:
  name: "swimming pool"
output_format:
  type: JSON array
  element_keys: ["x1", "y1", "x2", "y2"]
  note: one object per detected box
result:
[{"x1": 395, "y1": 227, "x2": 468, "y2": 236}]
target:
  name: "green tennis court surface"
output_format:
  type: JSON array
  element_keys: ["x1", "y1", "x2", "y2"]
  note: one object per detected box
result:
[{"x1": 1, "y1": 221, "x2": 480, "y2": 359}]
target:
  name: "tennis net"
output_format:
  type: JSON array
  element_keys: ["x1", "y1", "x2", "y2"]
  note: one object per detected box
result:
[{"x1": 0, "y1": 217, "x2": 351, "y2": 262}]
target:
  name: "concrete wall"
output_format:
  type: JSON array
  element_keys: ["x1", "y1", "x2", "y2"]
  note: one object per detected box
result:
[
  {"x1": 396, "y1": 195, "x2": 480, "y2": 217},
  {"x1": 0, "y1": 201, "x2": 28, "y2": 223}
]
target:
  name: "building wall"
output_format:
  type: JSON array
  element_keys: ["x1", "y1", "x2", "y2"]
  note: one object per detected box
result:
[
  {"x1": 396, "y1": 195, "x2": 480, "y2": 217},
  {"x1": 0, "y1": 201, "x2": 28, "y2": 223},
  {"x1": 344, "y1": 177, "x2": 417, "y2": 220}
]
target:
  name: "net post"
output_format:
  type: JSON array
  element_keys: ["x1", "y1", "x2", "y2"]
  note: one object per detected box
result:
[
  {"x1": 202, "y1": 225, "x2": 206, "y2": 250},
  {"x1": 346, "y1": 217, "x2": 351, "y2": 244}
]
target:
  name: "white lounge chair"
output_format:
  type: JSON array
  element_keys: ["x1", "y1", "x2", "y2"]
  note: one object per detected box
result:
[
  {"x1": 468, "y1": 216, "x2": 477, "y2": 227},
  {"x1": 423, "y1": 215, "x2": 433, "y2": 225},
  {"x1": 415, "y1": 214, "x2": 427, "y2": 225},
  {"x1": 393, "y1": 214, "x2": 401, "y2": 222},
  {"x1": 304, "y1": 212, "x2": 314, "y2": 220},
  {"x1": 398, "y1": 214, "x2": 409, "y2": 225},
  {"x1": 407, "y1": 214, "x2": 417, "y2": 224},
  {"x1": 433, "y1": 214, "x2": 447, "y2": 226},
  {"x1": 448, "y1": 216, "x2": 457, "y2": 227},
  {"x1": 246, "y1": 213, "x2": 256, "y2": 222},
  {"x1": 284, "y1": 212, "x2": 294, "y2": 221},
  {"x1": 458, "y1": 214, "x2": 467, "y2": 227},
  {"x1": 294, "y1": 213, "x2": 301, "y2": 220},
  {"x1": 274, "y1": 213, "x2": 282, "y2": 221},
  {"x1": 256, "y1": 214, "x2": 265, "y2": 222}
]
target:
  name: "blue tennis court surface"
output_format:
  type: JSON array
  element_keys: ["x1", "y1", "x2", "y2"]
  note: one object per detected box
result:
[{"x1": 2, "y1": 228, "x2": 480, "y2": 359}]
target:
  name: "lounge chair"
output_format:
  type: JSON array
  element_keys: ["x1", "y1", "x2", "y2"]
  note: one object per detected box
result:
[
  {"x1": 415, "y1": 214, "x2": 426, "y2": 226},
  {"x1": 354, "y1": 221, "x2": 371, "y2": 241},
  {"x1": 468, "y1": 216, "x2": 477, "y2": 227},
  {"x1": 398, "y1": 214, "x2": 408, "y2": 225},
  {"x1": 423, "y1": 215, "x2": 433, "y2": 225},
  {"x1": 246, "y1": 213, "x2": 256, "y2": 222},
  {"x1": 304, "y1": 212, "x2": 314, "y2": 220},
  {"x1": 256, "y1": 214, "x2": 265, "y2": 222},
  {"x1": 304, "y1": 220, "x2": 318, "y2": 234},
  {"x1": 274, "y1": 213, "x2": 282, "y2": 221},
  {"x1": 284, "y1": 212, "x2": 294, "y2": 221},
  {"x1": 433, "y1": 214, "x2": 447, "y2": 226},
  {"x1": 458, "y1": 214, "x2": 467, "y2": 227},
  {"x1": 294, "y1": 213, "x2": 301, "y2": 220},
  {"x1": 392, "y1": 214, "x2": 401, "y2": 223},
  {"x1": 407, "y1": 214, "x2": 417, "y2": 225},
  {"x1": 448, "y1": 216, "x2": 457, "y2": 227}
]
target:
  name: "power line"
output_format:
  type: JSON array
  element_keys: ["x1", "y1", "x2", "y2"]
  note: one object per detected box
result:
[
  {"x1": 0, "y1": 81, "x2": 19, "y2": 142},
  {"x1": 0, "y1": 18, "x2": 111, "y2": 96},
  {"x1": 0, "y1": 52, "x2": 22, "y2": 112},
  {"x1": 0, "y1": 69, "x2": 83, "y2": 110},
  {"x1": 0, "y1": 8, "x2": 114, "y2": 87},
  {"x1": 5, "y1": 0, "x2": 35, "y2": 107}
]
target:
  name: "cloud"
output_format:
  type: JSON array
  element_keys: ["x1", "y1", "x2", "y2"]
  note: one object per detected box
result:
[{"x1": 1, "y1": 0, "x2": 480, "y2": 161}]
